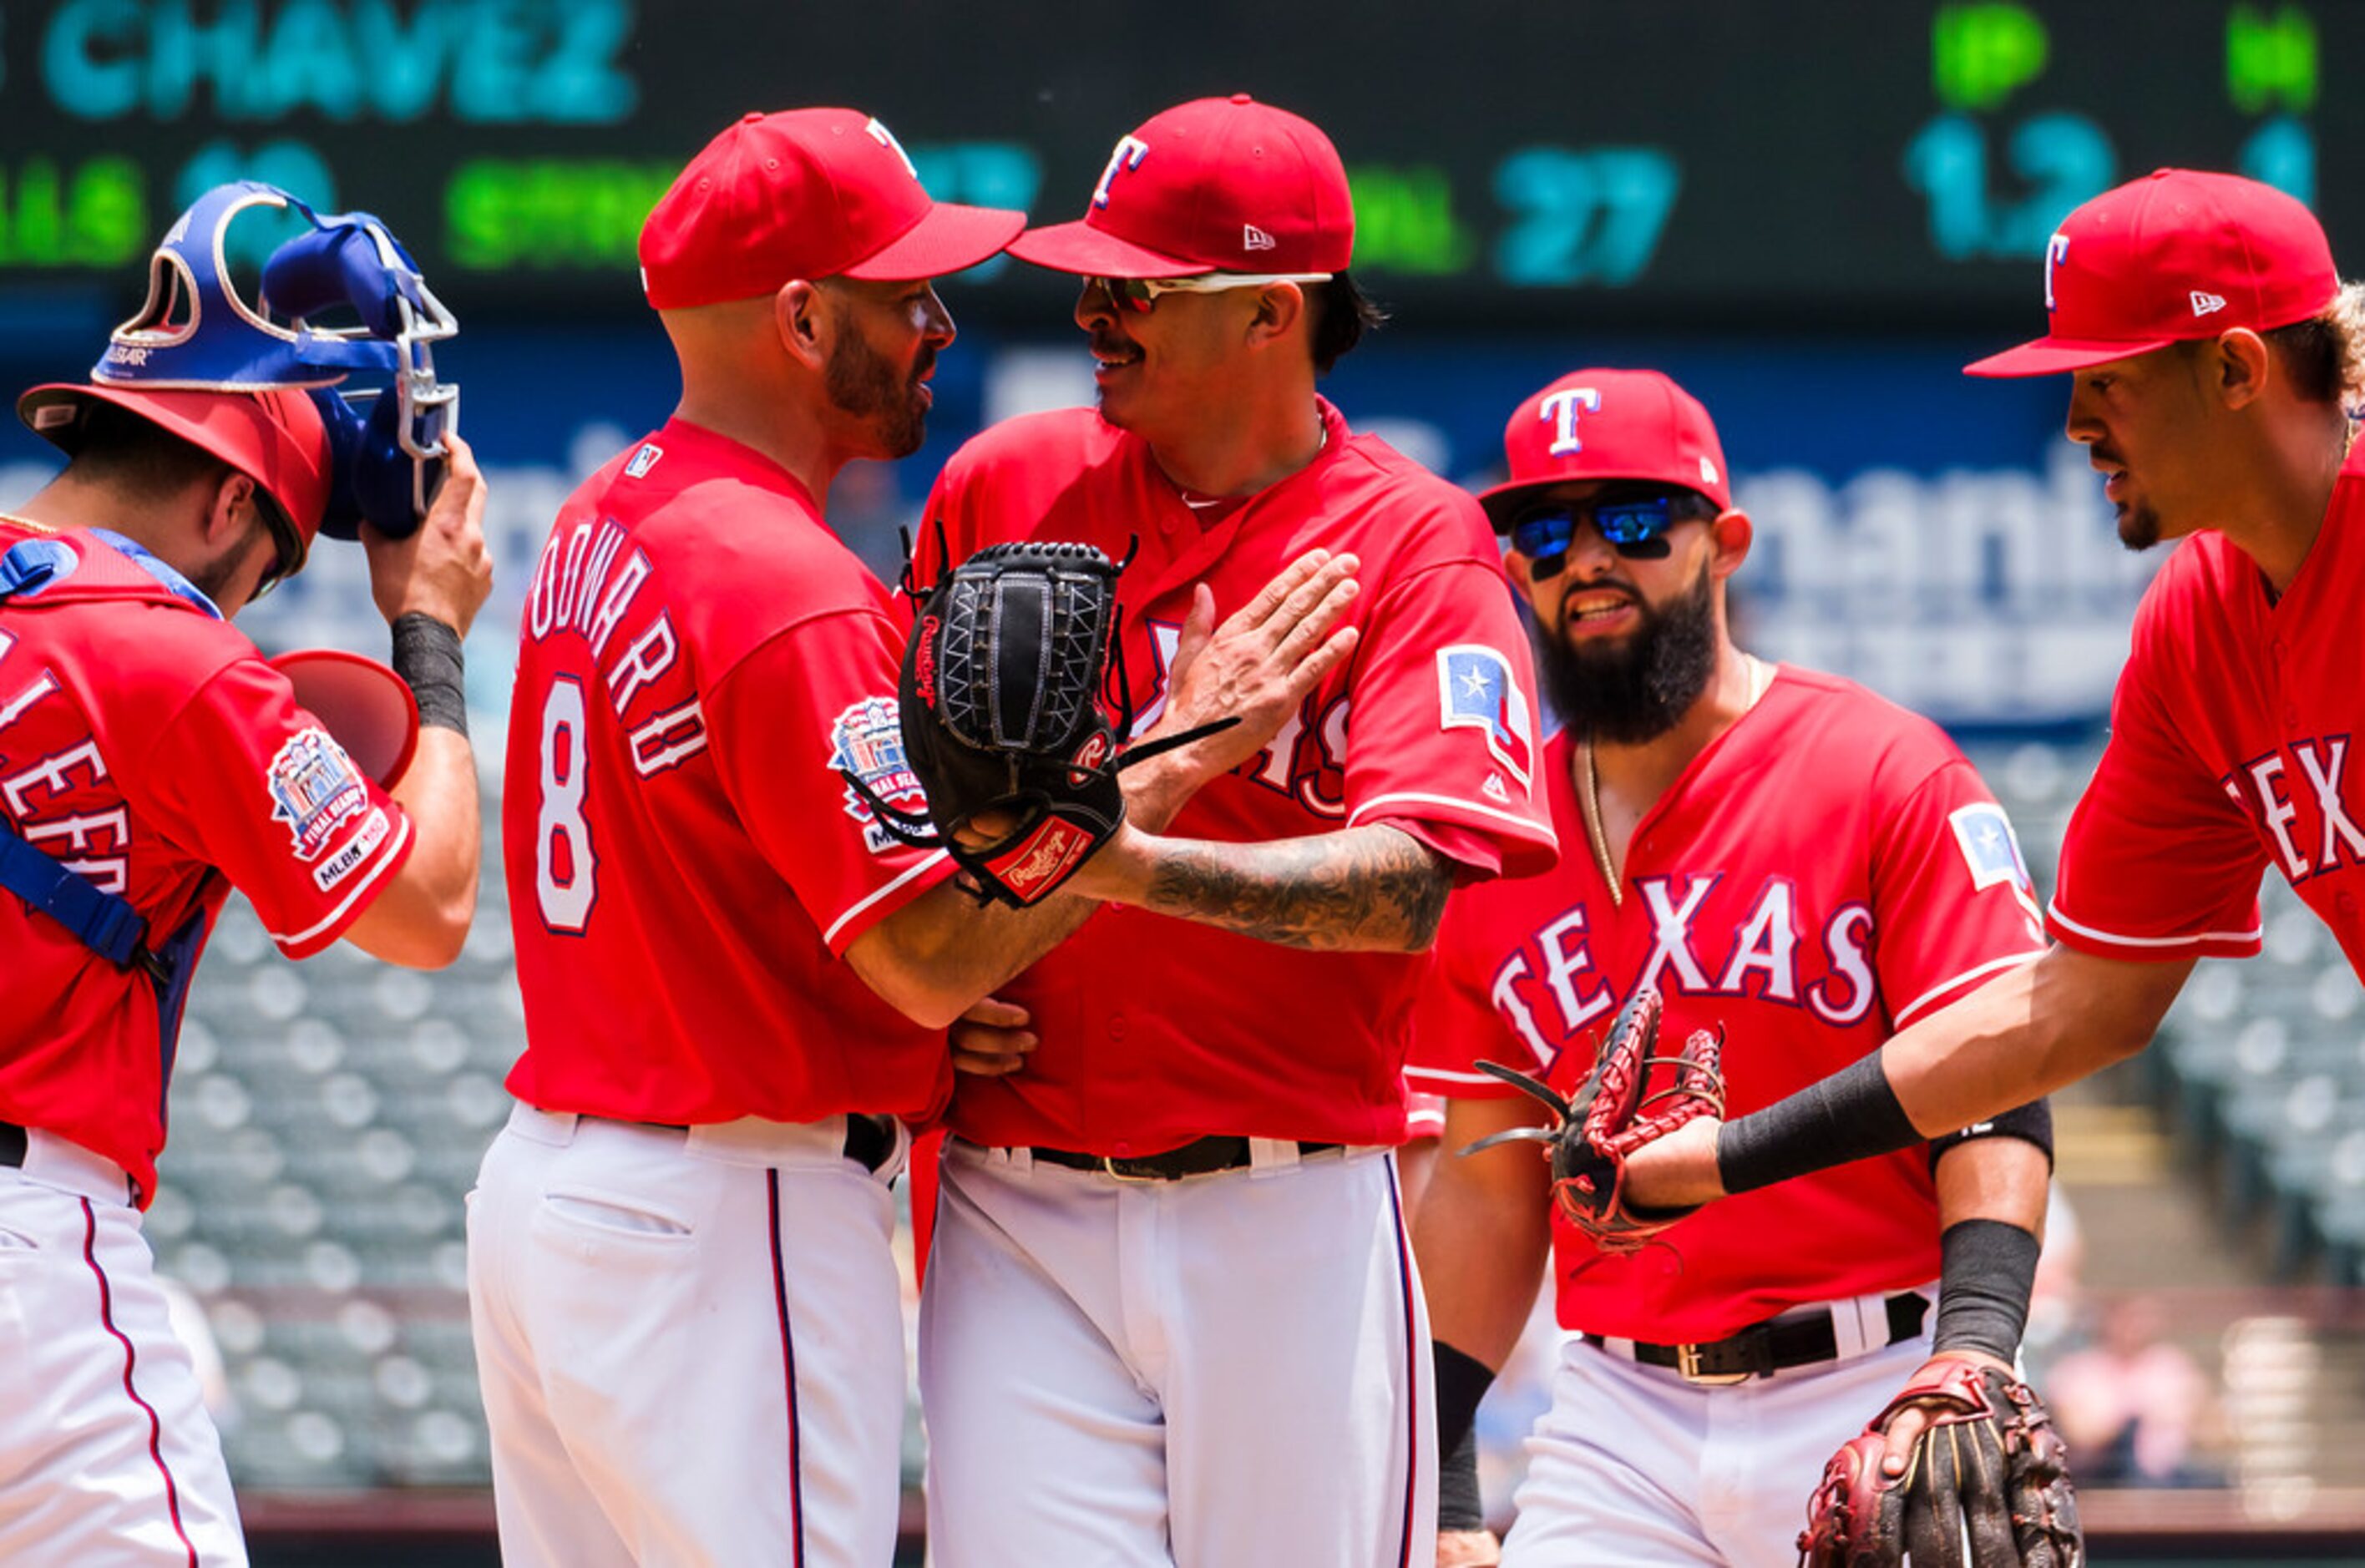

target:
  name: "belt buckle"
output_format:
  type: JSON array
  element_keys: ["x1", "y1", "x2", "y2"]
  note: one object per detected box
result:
[
  {"x1": 1099, "y1": 1155, "x2": 1163, "y2": 1185},
  {"x1": 1674, "y1": 1341, "x2": 1757, "y2": 1386}
]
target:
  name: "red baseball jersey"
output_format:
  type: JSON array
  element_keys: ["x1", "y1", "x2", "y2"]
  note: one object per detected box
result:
[
  {"x1": 2051, "y1": 446, "x2": 2365, "y2": 970},
  {"x1": 502, "y1": 420, "x2": 957, "y2": 1126},
  {"x1": 923, "y1": 400, "x2": 1558, "y2": 1152},
  {"x1": 1406, "y1": 672, "x2": 2048, "y2": 1343},
  {"x1": 0, "y1": 524, "x2": 413, "y2": 1199}
]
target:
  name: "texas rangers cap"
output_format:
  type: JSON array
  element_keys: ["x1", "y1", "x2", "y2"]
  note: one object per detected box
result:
[
  {"x1": 1965, "y1": 169, "x2": 2338, "y2": 377},
  {"x1": 1009, "y1": 94, "x2": 1354, "y2": 278},
  {"x1": 639, "y1": 109, "x2": 1026, "y2": 309},
  {"x1": 18, "y1": 382, "x2": 333, "y2": 557},
  {"x1": 1476, "y1": 368, "x2": 1731, "y2": 529}
]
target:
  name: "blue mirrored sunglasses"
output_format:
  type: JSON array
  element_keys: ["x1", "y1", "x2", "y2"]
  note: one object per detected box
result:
[{"x1": 1510, "y1": 492, "x2": 1694, "y2": 576}]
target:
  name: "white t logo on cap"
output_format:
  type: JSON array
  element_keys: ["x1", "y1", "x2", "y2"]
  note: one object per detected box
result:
[
  {"x1": 866, "y1": 118, "x2": 919, "y2": 180},
  {"x1": 1540, "y1": 387, "x2": 1602, "y2": 456},
  {"x1": 1092, "y1": 136, "x2": 1150, "y2": 209},
  {"x1": 2043, "y1": 231, "x2": 2070, "y2": 311}
]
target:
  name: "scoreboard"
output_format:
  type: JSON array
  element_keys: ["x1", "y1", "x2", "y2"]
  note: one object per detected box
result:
[{"x1": 0, "y1": 0, "x2": 2351, "y2": 330}]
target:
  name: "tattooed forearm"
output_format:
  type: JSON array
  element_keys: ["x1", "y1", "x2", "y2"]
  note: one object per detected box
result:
[{"x1": 1137, "y1": 824, "x2": 1452, "y2": 952}]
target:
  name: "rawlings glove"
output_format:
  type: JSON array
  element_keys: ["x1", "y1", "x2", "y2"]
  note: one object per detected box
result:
[
  {"x1": 1462, "y1": 987, "x2": 1725, "y2": 1254},
  {"x1": 1799, "y1": 1358, "x2": 2083, "y2": 1568},
  {"x1": 841, "y1": 539, "x2": 1231, "y2": 908}
]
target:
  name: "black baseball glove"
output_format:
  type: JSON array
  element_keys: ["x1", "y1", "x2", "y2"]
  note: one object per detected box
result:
[{"x1": 841, "y1": 539, "x2": 1231, "y2": 908}]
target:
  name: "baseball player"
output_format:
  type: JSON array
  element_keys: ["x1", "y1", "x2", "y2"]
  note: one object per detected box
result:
[
  {"x1": 1405, "y1": 368, "x2": 2055, "y2": 1565},
  {"x1": 468, "y1": 109, "x2": 1360, "y2": 1567},
  {"x1": 0, "y1": 222, "x2": 491, "y2": 1559},
  {"x1": 919, "y1": 95, "x2": 1558, "y2": 1567},
  {"x1": 1621, "y1": 172, "x2": 2365, "y2": 1342}
]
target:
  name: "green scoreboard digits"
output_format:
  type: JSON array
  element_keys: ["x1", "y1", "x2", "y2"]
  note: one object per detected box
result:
[{"x1": 0, "y1": 1, "x2": 2350, "y2": 328}]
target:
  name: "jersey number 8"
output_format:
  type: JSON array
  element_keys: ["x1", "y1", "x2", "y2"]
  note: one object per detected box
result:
[{"x1": 534, "y1": 678, "x2": 596, "y2": 932}]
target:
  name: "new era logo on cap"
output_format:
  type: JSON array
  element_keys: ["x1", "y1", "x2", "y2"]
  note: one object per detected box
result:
[
  {"x1": 1967, "y1": 169, "x2": 2337, "y2": 377},
  {"x1": 1009, "y1": 95, "x2": 1355, "y2": 278}
]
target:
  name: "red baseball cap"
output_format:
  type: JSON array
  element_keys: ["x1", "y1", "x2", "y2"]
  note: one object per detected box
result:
[
  {"x1": 1009, "y1": 94, "x2": 1354, "y2": 278},
  {"x1": 1965, "y1": 169, "x2": 2337, "y2": 377},
  {"x1": 274, "y1": 648, "x2": 419, "y2": 787},
  {"x1": 640, "y1": 109, "x2": 1026, "y2": 308},
  {"x1": 17, "y1": 382, "x2": 332, "y2": 564},
  {"x1": 1477, "y1": 368, "x2": 1731, "y2": 529}
]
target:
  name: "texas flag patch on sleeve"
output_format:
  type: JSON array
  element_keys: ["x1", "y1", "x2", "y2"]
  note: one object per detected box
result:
[
  {"x1": 1436, "y1": 645, "x2": 1534, "y2": 791},
  {"x1": 1949, "y1": 801, "x2": 2035, "y2": 895}
]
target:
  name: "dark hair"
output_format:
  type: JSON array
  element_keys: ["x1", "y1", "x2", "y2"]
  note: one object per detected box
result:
[
  {"x1": 1309, "y1": 270, "x2": 1387, "y2": 375},
  {"x1": 2265, "y1": 312, "x2": 2351, "y2": 406},
  {"x1": 61, "y1": 399, "x2": 235, "y2": 502},
  {"x1": 60, "y1": 398, "x2": 299, "y2": 556}
]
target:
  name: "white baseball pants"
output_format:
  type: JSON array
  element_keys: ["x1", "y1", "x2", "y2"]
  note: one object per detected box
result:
[
  {"x1": 1502, "y1": 1317, "x2": 1936, "y2": 1565},
  {"x1": 467, "y1": 1105, "x2": 910, "y2": 1567},
  {"x1": 0, "y1": 1136, "x2": 245, "y2": 1566},
  {"x1": 919, "y1": 1139, "x2": 1436, "y2": 1567}
]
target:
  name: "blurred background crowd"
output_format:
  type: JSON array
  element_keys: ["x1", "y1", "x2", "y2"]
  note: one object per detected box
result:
[{"x1": 4, "y1": 1, "x2": 2363, "y2": 1560}]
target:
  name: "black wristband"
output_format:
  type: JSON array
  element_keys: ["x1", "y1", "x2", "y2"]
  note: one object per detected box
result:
[
  {"x1": 1716, "y1": 1050, "x2": 1922, "y2": 1196},
  {"x1": 1433, "y1": 1340, "x2": 1496, "y2": 1533},
  {"x1": 1438, "y1": 1424, "x2": 1486, "y2": 1532},
  {"x1": 1933, "y1": 1217, "x2": 2041, "y2": 1362},
  {"x1": 391, "y1": 613, "x2": 468, "y2": 738}
]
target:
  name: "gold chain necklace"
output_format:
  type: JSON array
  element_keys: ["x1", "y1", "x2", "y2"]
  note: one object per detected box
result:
[
  {"x1": 0, "y1": 512, "x2": 60, "y2": 534},
  {"x1": 1578, "y1": 656, "x2": 1773, "y2": 909}
]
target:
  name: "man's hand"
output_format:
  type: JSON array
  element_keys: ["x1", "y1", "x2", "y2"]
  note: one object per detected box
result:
[
  {"x1": 1866, "y1": 1350, "x2": 2014, "y2": 1477},
  {"x1": 950, "y1": 995, "x2": 1036, "y2": 1078},
  {"x1": 1436, "y1": 1527, "x2": 1502, "y2": 1566},
  {"x1": 364, "y1": 432, "x2": 491, "y2": 635},
  {"x1": 1616, "y1": 1112, "x2": 1727, "y2": 1211},
  {"x1": 1126, "y1": 549, "x2": 1360, "y2": 817}
]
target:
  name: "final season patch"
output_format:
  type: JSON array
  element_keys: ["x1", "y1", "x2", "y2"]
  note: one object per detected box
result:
[
  {"x1": 1436, "y1": 645, "x2": 1534, "y2": 790},
  {"x1": 829, "y1": 696, "x2": 927, "y2": 853},
  {"x1": 266, "y1": 727, "x2": 372, "y2": 862}
]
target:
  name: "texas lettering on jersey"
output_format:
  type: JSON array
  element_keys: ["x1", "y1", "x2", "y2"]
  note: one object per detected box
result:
[{"x1": 2222, "y1": 736, "x2": 2365, "y2": 883}]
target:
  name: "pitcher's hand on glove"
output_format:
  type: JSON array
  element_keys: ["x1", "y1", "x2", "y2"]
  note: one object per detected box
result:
[
  {"x1": 1798, "y1": 1355, "x2": 2083, "y2": 1567},
  {"x1": 1462, "y1": 987, "x2": 1725, "y2": 1254}
]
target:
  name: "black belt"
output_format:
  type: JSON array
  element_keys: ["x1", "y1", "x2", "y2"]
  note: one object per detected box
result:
[
  {"x1": 0, "y1": 1121, "x2": 23, "y2": 1168},
  {"x1": 840, "y1": 1113, "x2": 896, "y2": 1175},
  {"x1": 1028, "y1": 1135, "x2": 1343, "y2": 1182},
  {"x1": 1588, "y1": 1292, "x2": 1931, "y2": 1384}
]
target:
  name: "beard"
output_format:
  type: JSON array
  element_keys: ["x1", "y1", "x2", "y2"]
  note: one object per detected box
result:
[
  {"x1": 1535, "y1": 558, "x2": 1719, "y2": 745},
  {"x1": 2115, "y1": 499, "x2": 2162, "y2": 551},
  {"x1": 189, "y1": 518, "x2": 277, "y2": 608},
  {"x1": 825, "y1": 321, "x2": 929, "y2": 458}
]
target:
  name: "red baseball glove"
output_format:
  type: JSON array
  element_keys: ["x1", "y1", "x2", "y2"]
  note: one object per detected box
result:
[
  {"x1": 1799, "y1": 1357, "x2": 2083, "y2": 1567},
  {"x1": 1464, "y1": 987, "x2": 1725, "y2": 1254}
]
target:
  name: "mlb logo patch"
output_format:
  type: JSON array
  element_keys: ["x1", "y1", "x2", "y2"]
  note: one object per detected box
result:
[
  {"x1": 829, "y1": 695, "x2": 927, "y2": 853},
  {"x1": 625, "y1": 443, "x2": 664, "y2": 479},
  {"x1": 266, "y1": 728, "x2": 371, "y2": 862},
  {"x1": 1949, "y1": 802, "x2": 2033, "y2": 894},
  {"x1": 1436, "y1": 645, "x2": 1533, "y2": 790}
]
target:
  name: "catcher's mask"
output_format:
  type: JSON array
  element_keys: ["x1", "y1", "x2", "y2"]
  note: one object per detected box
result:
[{"x1": 75, "y1": 181, "x2": 455, "y2": 547}]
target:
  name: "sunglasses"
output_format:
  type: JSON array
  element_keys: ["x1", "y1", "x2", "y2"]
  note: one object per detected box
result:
[
  {"x1": 1085, "y1": 271, "x2": 1334, "y2": 314},
  {"x1": 249, "y1": 496, "x2": 305, "y2": 600},
  {"x1": 1508, "y1": 488, "x2": 1715, "y2": 578}
]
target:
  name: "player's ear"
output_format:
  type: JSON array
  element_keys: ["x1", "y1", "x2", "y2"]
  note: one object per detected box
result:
[
  {"x1": 1243, "y1": 281, "x2": 1308, "y2": 350},
  {"x1": 1709, "y1": 508, "x2": 1752, "y2": 580},
  {"x1": 776, "y1": 279, "x2": 828, "y2": 369},
  {"x1": 203, "y1": 471, "x2": 257, "y2": 550},
  {"x1": 2215, "y1": 327, "x2": 2271, "y2": 411}
]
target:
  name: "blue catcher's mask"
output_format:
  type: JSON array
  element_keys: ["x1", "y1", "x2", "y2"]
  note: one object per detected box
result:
[{"x1": 91, "y1": 181, "x2": 458, "y2": 542}]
